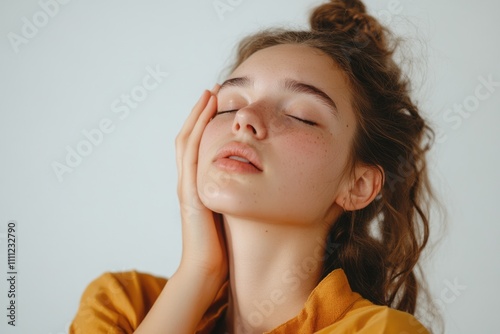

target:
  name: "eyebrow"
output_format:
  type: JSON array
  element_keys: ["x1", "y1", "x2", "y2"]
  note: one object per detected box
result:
[
  {"x1": 219, "y1": 76, "x2": 252, "y2": 90},
  {"x1": 219, "y1": 76, "x2": 339, "y2": 117}
]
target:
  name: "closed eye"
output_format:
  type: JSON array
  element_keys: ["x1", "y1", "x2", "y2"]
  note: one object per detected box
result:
[
  {"x1": 216, "y1": 109, "x2": 239, "y2": 115},
  {"x1": 287, "y1": 115, "x2": 317, "y2": 126}
]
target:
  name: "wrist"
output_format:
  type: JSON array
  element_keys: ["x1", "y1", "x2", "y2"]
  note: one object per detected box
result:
[{"x1": 175, "y1": 263, "x2": 227, "y2": 291}]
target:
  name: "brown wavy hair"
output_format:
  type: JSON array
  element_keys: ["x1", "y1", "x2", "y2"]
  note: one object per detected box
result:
[{"x1": 227, "y1": 0, "x2": 436, "y2": 321}]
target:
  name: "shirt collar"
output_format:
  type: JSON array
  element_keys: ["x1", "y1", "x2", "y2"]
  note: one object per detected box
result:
[{"x1": 195, "y1": 268, "x2": 363, "y2": 333}]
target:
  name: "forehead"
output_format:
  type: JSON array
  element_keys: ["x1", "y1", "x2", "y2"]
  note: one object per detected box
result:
[
  {"x1": 232, "y1": 44, "x2": 345, "y2": 83},
  {"x1": 230, "y1": 44, "x2": 353, "y2": 111}
]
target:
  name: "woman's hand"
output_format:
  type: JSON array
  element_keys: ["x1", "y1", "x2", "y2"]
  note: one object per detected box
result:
[
  {"x1": 175, "y1": 87, "x2": 228, "y2": 284},
  {"x1": 135, "y1": 87, "x2": 228, "y2": 334}
]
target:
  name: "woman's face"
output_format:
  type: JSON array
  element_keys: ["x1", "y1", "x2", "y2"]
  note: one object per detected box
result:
[{"x1": 197, "y1": 44, "x2": 357, "y2": 226}]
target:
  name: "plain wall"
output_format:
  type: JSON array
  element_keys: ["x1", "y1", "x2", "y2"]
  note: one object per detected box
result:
[{"x1": 1, "y1": 0, "x2": 499, "y2": 333}]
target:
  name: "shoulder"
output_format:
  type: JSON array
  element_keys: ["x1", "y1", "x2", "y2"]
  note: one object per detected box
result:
[
  {"x1": 69, "y1": 271, "x2": 167, "y2": 334},
  {"x1": 318, "y1": 299, "x2": 430, "y2": 334}
]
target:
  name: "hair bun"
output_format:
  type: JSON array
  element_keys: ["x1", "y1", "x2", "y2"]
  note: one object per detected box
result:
[{"x1": 310, "y1": 0, "x2": 385, "y2": 46}]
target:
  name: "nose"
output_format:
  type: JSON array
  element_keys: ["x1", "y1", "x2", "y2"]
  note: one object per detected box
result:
[{"x1": 232, "y1": 107, "x2": 267, "y2": 140}]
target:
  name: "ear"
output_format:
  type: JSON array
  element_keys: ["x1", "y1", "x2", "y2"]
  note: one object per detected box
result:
[{"x1": 335, "y1": 165, "x2": 384, "y2": 211}]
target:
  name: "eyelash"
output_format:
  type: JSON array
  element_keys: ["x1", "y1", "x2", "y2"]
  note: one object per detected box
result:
[
  {"x1": 216, "y1": 110, "x2": 317, "y2": 126},
  {"x1": 216, "y1": 109, "x2": 238, "y2": 115},
  {"x1": 287, "y1": 115, "x2": 317, "y2": 126}
]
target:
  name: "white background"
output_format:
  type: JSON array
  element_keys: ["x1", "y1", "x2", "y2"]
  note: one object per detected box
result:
[{"x1": 0, "y1": 0, "x2": 499, "y2": 333}]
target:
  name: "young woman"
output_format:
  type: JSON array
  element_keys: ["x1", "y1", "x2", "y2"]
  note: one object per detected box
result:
[{"x1": 70, "y1": 0, "x2": 435, "y2": 333}]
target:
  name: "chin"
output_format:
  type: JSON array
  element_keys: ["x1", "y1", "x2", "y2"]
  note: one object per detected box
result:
[
  {"x1": 198, "y1": 188, "x2": 248, "y2": 215},
  {"x1": 196, "y1": 170, "x2": 256, "y2": 213},
  {"x1": 198, "y1": 189, "x2": 305, "y2": 225}
]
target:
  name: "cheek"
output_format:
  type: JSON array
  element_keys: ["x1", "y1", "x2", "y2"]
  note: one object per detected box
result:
[
  {"x1": 283, "y1": 131, "x2": 345, "y2": 169},
  {"x1": 276, "y1": 130, "x2": 351, "y2": 193},
  {"x1": 198, "y1": 121, "x2": 224, "y2": 159},
  {"x1": 197, "y1": 120, "x2": 235, "y2": 200},
  {"x1": 197, "y1": 124, "x2": 221, "y2": 206}
]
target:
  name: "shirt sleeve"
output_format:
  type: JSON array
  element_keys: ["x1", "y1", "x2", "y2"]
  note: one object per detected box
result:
[{"x1": 69, "y1": 271, "x2": 167, "y2": 334}]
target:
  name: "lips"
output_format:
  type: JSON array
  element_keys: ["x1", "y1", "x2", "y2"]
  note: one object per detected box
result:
[{"x1": 213, "y1": 142, "x2": 263, "y2": 173}]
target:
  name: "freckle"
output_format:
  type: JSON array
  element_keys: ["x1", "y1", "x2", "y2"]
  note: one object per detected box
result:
[{"x1": 265, "y1": 230, "x2": 268, "y2": 233}]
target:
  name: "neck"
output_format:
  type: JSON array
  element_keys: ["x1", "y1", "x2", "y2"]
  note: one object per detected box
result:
[{"x1": 221, "y1": 216, "x2": 333, "y2": 334}]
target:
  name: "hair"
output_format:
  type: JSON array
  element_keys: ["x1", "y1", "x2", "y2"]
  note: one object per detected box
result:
[{"x1": 228, "y1": 0, "x2": 437, "y2": 322}]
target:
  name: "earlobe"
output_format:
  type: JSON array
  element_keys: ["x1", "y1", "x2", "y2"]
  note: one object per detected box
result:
[{"x1": 336, "y1": 165, "x2": 384, "y2": 211}]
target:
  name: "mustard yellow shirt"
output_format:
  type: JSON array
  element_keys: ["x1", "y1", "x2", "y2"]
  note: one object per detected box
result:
[{"x1": 69, "y1": 269, "x2": 429, "y2": 333}]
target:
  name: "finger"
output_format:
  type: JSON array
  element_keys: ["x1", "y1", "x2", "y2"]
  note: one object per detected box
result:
[
  {"x1": 176, "y1": 90, "x2": 212, "y2": 182},
  {"x1": 181, "y1": 95, "x2": 217, "y2": 198},
  {"x1": 183, "y1": 95, "x2": 217, "y2": 167},
  {"x1": 210, "y1": 83, "x2": 221, "y2": 95},
  {"x1": 176, "y1": 90, "x2": 209, "y2": 168},
  {"x1": 176, "y1": 90, "x2": 211, "y2": 149}
]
